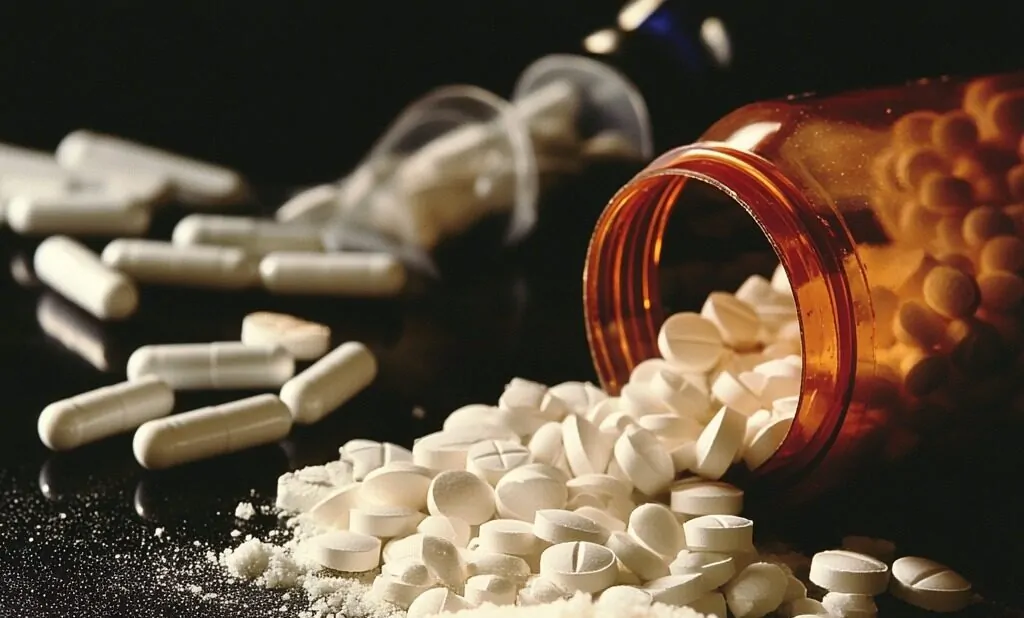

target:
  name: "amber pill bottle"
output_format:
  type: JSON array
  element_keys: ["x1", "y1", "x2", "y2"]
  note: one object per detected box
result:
[{"x1": 584, "y1": 72, "x2": 1024, "y2": 502}]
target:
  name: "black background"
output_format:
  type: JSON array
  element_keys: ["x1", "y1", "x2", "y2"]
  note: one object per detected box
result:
[{"x1": 2, "y1": 2, "x2": 1024, "y2": 617}]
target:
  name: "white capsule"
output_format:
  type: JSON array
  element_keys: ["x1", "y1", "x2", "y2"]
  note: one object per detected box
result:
[
  {"x1": 259, "y1": 251, "x2": 406, "y2": 297},
  {"x1": 6, "y1": 193, "x2": 151, "y2": 237},
  {"x1": 132, "y1": 393, "x2": 292, "y2": 469},
  {"x1": 56, "y1": 130, "x2": 247, "y2": 205},
  {"x1": 38, "y1": 376, "x2": 174, "y2": 451},
  {"x1": 126, "y1": 342, "x2": 295, "y2": 390},
  {"x1": 101, "y1": 239, "x2": 258, "y2": 289},
  {"x1": 34, "y1": 236, "x2": 138, "y2": 320},
  {"x1": 172, "y1": 214, "x2": 324, "y2": 256},
  {"x1": 279, "y1": 341, "x2": 377, "y2": 424},
  {"x1": 275, "y1": 184, "x2": 341, "y2": 223}
]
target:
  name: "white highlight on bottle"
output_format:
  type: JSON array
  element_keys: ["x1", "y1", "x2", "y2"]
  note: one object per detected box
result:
[
  {"x1": 126, "y1": 342, "x2": 295, "y2": 390},
  {"x1": 132, "y1": 393, "x2": 292, "y2": 469},
  {"x1": 56, "y1": 130, "x2": 247, "y2": 205},
  {"x1": 279, "y1": 341, "x2": 377, "y2": 424},
  {"x1": 38, "y1": 376, "x2": 174, "y2": 451},
  {"x1": 259, "y1": 251, "x2": 407, "y2": 297},
  {"x1": 101, "y1": 239, "x2": 259, "y2": 289},
  {"x1": 34, "y1": 236, "x2": 138, "y2": 320}
]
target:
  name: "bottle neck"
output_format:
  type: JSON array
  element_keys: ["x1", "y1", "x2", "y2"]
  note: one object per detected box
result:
[{"x1": 583, "y1": 143, "x2": 861, "y2": 495}]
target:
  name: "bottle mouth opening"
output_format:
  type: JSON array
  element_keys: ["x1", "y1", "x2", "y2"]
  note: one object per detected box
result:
[{"x1": 584, "y1": 144, "x2": 860, "y2": 496}]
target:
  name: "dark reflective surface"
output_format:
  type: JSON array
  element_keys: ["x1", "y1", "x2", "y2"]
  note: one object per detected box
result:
[{"x1": 0, "y1": 168, "x2": 1023, "y2": 617}]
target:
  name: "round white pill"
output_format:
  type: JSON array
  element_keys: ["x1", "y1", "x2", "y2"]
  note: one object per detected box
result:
[
  {"x1": 743, "y1": 416, "x2": 793, "y2": 470},
  {"x1": 519, "y1": 576, "x2": 570, "y2": 605},
  {"x1": 642, "y1": 573, "x2": 711, "y2": 606},
  {"x1": 683, "y1": 515, "x2": 754, "y2": 552},
  {"x1": 478, "y1": 519, "x2": 538, "y2": 556},
  {"x1": 361, "y1": 463, "x2": 432, "y2": 511},
  {"x1": 690, "y1": 591, "x2": 728, "y2": 618},
  {"x1": 628, "y1": 503, "x2": 684, "y2": 559},
  {"x1": 669, "y1": 478, "x2": 744, "y2": 516},
  {"x1": 308, "y1": 482, "x2": 364, "y2": 529},
  {"x1": 426, "y1": 470, "x2": 495, "y2": 526},
  {"x1": 465, "y1": 552, "x2": 531, "y2": 584},
  {"x1": 600, "y1": 411, "x2": 638, "y2": 435},
  {"x1": 636, "y1": 413, "x2": 703, "y2": 446},
  {"x1": 890, "y1": 556, "x2": 972, "y2": 613},
  {"x1": 534, "y1": 508, "x2": 609, "y2": 545},
  {"x1": 597, "y1": 585, "x2": 654, "y2": 608},
  {"x1": 443, "y1": 403, "x2": 544, "y2": 439},
  {"x1": 669, "y1": 550, "x2": 736, "y2": 589},
  {"x1": 413, "y1": 426, "x2": 519, "y2": 471},
  {"x1": 604, "y1": 531, "x2": 669, "y2": 582},
  {"x1": 417, "y1": 515, "x2": 471, "y2": 548},
  {"x1": 539, "y1": 541, "x2": 618, "y2": 593},
  {"x1": 586, "y1": 397, "x2": 621, "y2": 426},
  {"x1": 415, "y1": 534, "x2": 465, "y2": 591},
  {"x1": 561, "y1": 414, "x2": 614, "y2": 477},
  {"x1": 308, "y1": 530, "x2": 382, "y2": 572},
  {"x1": 348, "y1": 504, "x2": 423, "y2": 538},
  {"x1": 497, "y1": 377, "x2": 547, "y2": 413},
  {"x1": 782, "y1": 597, "x2": 828, "y2": 617},
  {"x1": 618, "y1": 382, "x2": 675, "y2": 418},
  {"x1": 701, "y1": 292, "x2": 761, "y2": 349},
  {"x1": 547, "y1": 381, "x2": 605, "y2": 415},
  {"x1": 341, "y1": 439, "x2": 413, "y2": 481},
  {"x1": 821, "y1": 592, "x2": 877, "y2": 618},
  {"x1": 669, "y1": 442, "x2": 697, "y2": 473},
  {"x1": 574, "y1": 505, "x2": 625, "y2": 533},
  {"x1": 527, "y1": 421, "x2": 569, "y2": 470},
  {"x1": 566, "y1": 473, "x2": 633, "y2": 501},
  {"x1": 693, "y1": 406, "x2": 746, "y2": 480},
  {"x1": 613, "y1": 425, "x2": 674, "y2": 496},
  {"x1": 658, "y1": 312, "x2": 726, "y2": 373},
  {"x1": 464, "y1": 574, "x2": 516, "y2": 606},
  {"x1": 723, "y1": 562, "x2": 788, "y2": 618},
  {"x1": 494, "y1": 467, "x2": 568, "y2": 521},
  {"x1": 406, "y1": 587, "x2": 472, "y2": 618},
  {"x1": 466, "y1": 440, "x2": 531, "y2": 485},
  {"x1": 711, "y1": 371, "x2": 762, "y2": 416},
  {"x1": 370, "y1": 573, "x2": 431, "y2": 610},
  {"x1": 809, "y1": 549, "x2": 890, "y2": 595}
]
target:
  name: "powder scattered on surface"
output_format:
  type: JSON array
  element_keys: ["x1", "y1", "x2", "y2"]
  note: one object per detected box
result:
[
  {"x1": 235, "y1": 502, "x2": 257, "y2": 520},
  {"x1": 447, "y1": 594, "x2": 702, "y2": 618}
]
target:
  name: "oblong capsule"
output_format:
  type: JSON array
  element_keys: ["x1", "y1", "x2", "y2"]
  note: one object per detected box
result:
[
  {"x1": 56, "y1": 130, "x2": 247, "y2": 205},
  {"x1": 171, "y1": 214, "x2": 325, "y2": 256},
  {"x1": 279, "y1": 341, "x2": 377, "y2": 424},
  {"x1": 34, "y1": 236, "x2": 138, "y2": 320},
  {"x1": 101, "y1": 239, "x2": 258, "y2": 289},
  {"x1": 259, "y1": 251, "x2": 406, "y2": 297},
  {"x1": 126, "y1": 342, "x2": 295, "y2": 390},
  {"x1": 7, "y1": 194, "x2": 151, "y2": 237},
  {"x1": 38, "y1": 376, "x2": 174, "y2": 451},
  {"x1": 133, "y1": 394, "x2": 292, "y2": 469}
]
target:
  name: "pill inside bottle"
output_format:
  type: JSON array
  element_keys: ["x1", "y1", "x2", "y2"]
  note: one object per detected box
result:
[{"x1": 583, "y1": 71, "x2": 1024, "y2": 504}]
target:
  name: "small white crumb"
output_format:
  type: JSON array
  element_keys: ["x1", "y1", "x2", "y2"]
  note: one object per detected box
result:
[
  {"x1": 235, "y1": 501, "x2": 257, "y2": 520},
  {"x1": 230, "y1": 529, "x2": 242, "y2": 538},
  {"x1": 154, "y1": 527, "x2": 165, "y2": 538}
]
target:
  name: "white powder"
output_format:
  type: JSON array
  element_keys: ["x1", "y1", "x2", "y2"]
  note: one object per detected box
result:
[
  {"x1": 235, "y1": 501, "x2": 257, "y2": 520},
  {"x1": 452, "y1": 594, "x2": 702, "y2": 618}
]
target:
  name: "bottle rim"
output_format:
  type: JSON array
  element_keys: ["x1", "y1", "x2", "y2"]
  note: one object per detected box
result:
[{"x1": 583, "y1": 142, "x2": 861, "y2": 495}]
